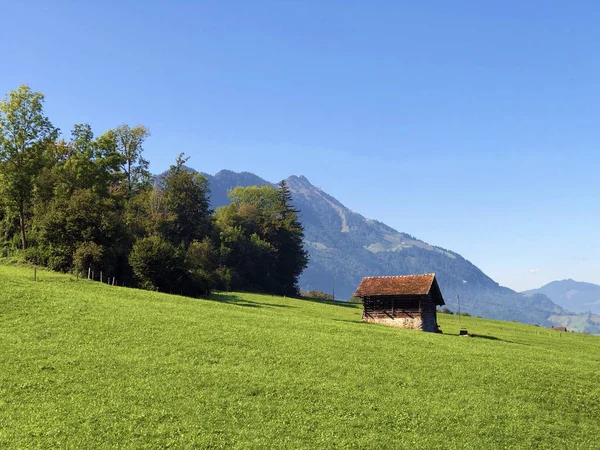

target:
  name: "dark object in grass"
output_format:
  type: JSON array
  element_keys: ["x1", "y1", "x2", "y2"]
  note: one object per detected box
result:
[{"x1": 459, "y1": 329, "x2": 470, "y2": 337}]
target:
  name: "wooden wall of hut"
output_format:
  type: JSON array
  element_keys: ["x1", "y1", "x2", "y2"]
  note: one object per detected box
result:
[{"x1": 362, "y1": 295, "x2": 433, "y2": 318}]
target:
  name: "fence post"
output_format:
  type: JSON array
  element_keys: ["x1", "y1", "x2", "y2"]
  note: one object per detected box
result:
[
  {"x1": 100, "y1": 271, "x2": 103, "y2": 283},
  {"x1": 88, "y1": 267, "x2": 91, "y2": 280}
]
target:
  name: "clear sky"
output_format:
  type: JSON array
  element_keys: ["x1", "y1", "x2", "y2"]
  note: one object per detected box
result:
[{"x1": 3, "y1": 1, "x2": 600, "y2": 291}]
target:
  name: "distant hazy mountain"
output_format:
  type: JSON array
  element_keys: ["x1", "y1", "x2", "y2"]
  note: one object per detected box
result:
[
  {"x1": 205, "y1": 170, "x2": 271, "y2": 207},
  {"x1": 156, "y1": 167, "x2": 271, "y2": 203},
  {"x1": 546, "y1": 312, "x2": 600, "y2": 335},
  {"x1": 184, "y1": 169, "x2": 568, "y2": 327},
  {"x1": 523, "y1": 279, "x2": 600, "y2": 315}
]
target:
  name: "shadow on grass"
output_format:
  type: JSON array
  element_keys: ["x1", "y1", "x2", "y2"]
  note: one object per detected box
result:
[
  {"x1": 469, "y1": 333, "x2": 529, "y2": 345},
  {"x1": 296, "y1": 297, "x2": 362, "y2": 309},
  {"x1": 471, "y1": 334, "x2": 501, "y2": 341},
  {"x1": 207, "y1": 294, "x2": 294, "y2": 309},
  {"x1": 208, "y1": 292, "x2": 361, "y2": 310}
]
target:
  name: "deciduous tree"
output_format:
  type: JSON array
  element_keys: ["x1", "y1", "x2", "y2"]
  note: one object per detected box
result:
[
  {"x1": 101, "y1": 124, "x2": 150, "y2": 197},
  {"x1": 0, "y1": 85, "x2": 58, "y2": 248},
  {"x1": 161, "y1": 153, "x2": 212, "y2": 246},
  {"x1": 215, "y1": 183, "x2": 308, "y2": 295}
]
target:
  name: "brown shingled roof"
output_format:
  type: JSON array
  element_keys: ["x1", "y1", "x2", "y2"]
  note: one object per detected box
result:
[{"x1": 354, "y1": 273, "x2": 438, "y2": 297}]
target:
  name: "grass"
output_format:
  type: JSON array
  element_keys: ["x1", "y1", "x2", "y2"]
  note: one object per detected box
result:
[{"x1": 1, "y1": 265, "x2": 599, "y2": 449}]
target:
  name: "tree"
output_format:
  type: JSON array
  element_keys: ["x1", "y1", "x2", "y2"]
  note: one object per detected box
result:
[
  {"x1": 101, "y1": 124, "x2": 150, "y2": 197},
  {"x1": 0, "y1": 85, "x2": 307, "y2": 301},
  {"x1": 214, "y1": 183, "x2": 308, "y2": 295},
  {"x1": 215, "y1": 186, "x2": 279, "y2": 292},
  {"x1": 31, "y1": 188, "x2": 126, "y2": 272},
  {"x1": 0, "y1": 85, "x2": 58, "y2": 249},
  {"x1": 185, "y1": 237, "x2": 220, "y2": 294},
  {"x1": 160, "y1": 153, "x2": 212, "y2": 246},
  {"x1": 271, "y1": 180, "x2": 309, "y2": 295},
  {"x1": 53, "y1": 124, "x2": 122, "y2": 196},
  {"x1": 26, "y1": 122, "x2": 129, "y2": 275},
  {"x1": 73, "y1": 241, "x2": 104, "y2": 276}
]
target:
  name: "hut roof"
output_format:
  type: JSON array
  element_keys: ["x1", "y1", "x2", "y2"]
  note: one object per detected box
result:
[{"x1": 354, "y1": 273, "x2": 445, "y2": 305}]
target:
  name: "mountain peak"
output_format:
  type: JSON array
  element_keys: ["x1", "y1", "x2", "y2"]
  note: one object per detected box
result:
[
  {"x1": 214, "y1": 169, "x2": 237, "y2": 177},
  {"x1": 286, "y1": 174, "x2": 314, "y2": 187},
  {"x1": 213, "y1": 169, "x2": 265, "y2": 179},
  {"x1": 285, "y1": 175, "x2": 324, "y2": 198}
]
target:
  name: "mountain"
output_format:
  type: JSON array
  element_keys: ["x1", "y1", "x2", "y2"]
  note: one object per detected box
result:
[
  {"x1": 204, "y1": 169, "x2": 271, "y2": 207},
  {"x1": 192, "y1": 169, "x2": 568, "y2": 327},
  {"x1": 523, "y1": 280, "x2": 600, "y2": 333},
  {"x1": 546, "y1": 312, "x2": 600, "y2": 335},
  {"x1": 523, "y1": 279, "x2": 600, "y2": 314},
  {"x1": 155, "y1": 168, "x2": 271, "y2": 206}
]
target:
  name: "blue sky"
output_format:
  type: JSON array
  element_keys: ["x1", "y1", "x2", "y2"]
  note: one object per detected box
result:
[{"x1": 3, "y1": 1, "x2": 600, "y2": 291}]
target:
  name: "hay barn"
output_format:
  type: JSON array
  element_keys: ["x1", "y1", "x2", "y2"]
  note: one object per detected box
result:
[{"x1": 354, "y1": 274, "x2": 445, "y2": 332}]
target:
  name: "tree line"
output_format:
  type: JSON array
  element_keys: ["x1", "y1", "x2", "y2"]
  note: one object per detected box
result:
[{"x1": 0, "y1": 85, "x2": 308, "y2": 297}]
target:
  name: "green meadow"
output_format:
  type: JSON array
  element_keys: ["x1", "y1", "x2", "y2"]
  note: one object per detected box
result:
[{"x1": 1, "y1": 264, "x2": 599, "y2": 449}]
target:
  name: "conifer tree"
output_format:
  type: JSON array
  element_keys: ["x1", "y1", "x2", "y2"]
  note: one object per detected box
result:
[{"x1": 272, "y1": 180, "x2": 308, "y2": 295}]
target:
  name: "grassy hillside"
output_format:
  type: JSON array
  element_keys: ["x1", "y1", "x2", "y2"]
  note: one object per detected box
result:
[{"x1": 1, "y1": 265, "x2": 599, "y2": 449}]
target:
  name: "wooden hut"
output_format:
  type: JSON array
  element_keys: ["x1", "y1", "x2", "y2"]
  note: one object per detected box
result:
[{"x1": 354, "y1": 274, "x2": 445, "y2": 332}]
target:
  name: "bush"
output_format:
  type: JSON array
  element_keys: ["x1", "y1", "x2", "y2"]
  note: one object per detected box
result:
[
  {"x1": 301, "y1": 290, "x2": 334, "y2": 301},
  {"x1": 73, "y1": 241, "x2": 104, "y2": 275},
  {"x1": 184, "y1": 268, "x2": 214, "y2": 297},
  {"x1": 129, "y1": 235, "x2": 184, "y2": 292},
  {"x1": 47, "y1": 246, "x2": 72, "y2": 272},
  {"x1": 214, "y1": 266, "x2": 235, "y2": 292},
  {"x1": 0, "y1": 233, "x2": 20, "y2": 258},
  {"x1": 24, "y1": 246, "x2": 49, "y2": 266},
  {"x1": 439, "y1": 307, "x2": 454, "y2": 315},
  {"x1": 24, "y1": 243, "x2": 73, "y2": 272},
  {"x1": 186, "y1": 238, "x2": 218, "y2": 272}
]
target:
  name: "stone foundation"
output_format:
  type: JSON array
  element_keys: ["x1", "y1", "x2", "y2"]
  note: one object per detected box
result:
[{"x1": 363, "y1": 314, "x2": 439, "y2": 332}]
